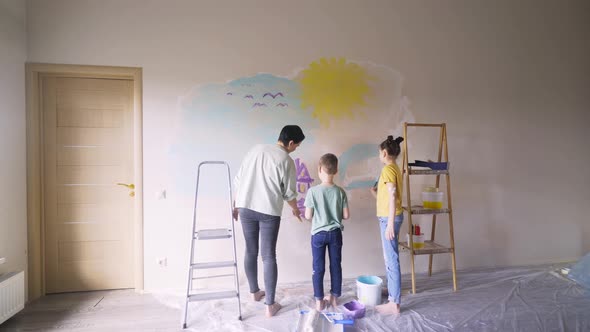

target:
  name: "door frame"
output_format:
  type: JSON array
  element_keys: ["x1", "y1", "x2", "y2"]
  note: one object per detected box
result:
[{"x1": 25, "y1": 63, "x2": 144, "y2": 300}]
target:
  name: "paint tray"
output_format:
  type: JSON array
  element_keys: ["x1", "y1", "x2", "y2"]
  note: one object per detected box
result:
[
  {"x1": 409, "y1": 160, "x2": 449, "y2": 170},
  {"x1": 296, "y1": 310, "x2": 351, "y2": 332},
  {"x1": 342, "y1": 300, "x2": 365, "y2": 319}
]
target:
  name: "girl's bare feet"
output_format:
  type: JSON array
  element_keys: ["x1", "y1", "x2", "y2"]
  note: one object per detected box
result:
[
  {"x1": 266, "y1": 302, "x2": 282, "y2": 317},
  {"x1": 251, "y1": 290, "x2": 265, "y2": 302},
  {"x1": 315, "y1": 299, "x2": 327, "y2": 311},
  {"x1": 375, "y1": 301, "x2": 400, "y2": 315}
]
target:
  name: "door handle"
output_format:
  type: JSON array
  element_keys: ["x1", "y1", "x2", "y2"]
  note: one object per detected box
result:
[{"x1": 116, "y1": 183, "x2": 135, "y2": 190}]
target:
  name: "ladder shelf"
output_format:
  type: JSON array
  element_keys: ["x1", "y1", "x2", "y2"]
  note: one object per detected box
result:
[{"x1": 402, "y1": 122, "x2": 458, "y2": 294}]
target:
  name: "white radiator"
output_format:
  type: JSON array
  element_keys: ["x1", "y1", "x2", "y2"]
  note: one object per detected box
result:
[{"x1": 0, "y1": 271, "x2": 25, "y2": 325}]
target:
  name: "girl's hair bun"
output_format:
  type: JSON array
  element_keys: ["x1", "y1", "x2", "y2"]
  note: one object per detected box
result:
[{"x1": 394, "y1": 137, "x2": 404, "y2": 144}]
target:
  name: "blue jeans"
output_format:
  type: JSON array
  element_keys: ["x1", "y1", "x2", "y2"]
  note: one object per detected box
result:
[
  {"x1": 238, "y1": 208, "x2": 281, "y2": 305},
  {"x1": 311, "y1": 229, "x2": 343, "y2": 300},
  {"x1": 378, "y1": 215, "x2": 403, "y2": 304}
]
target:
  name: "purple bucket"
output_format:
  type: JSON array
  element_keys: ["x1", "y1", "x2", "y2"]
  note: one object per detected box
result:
[{"x1": 342, "y1": 300, "x2": 366, "y2": 319}]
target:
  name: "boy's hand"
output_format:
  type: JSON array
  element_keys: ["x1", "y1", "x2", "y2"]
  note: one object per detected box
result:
[{"x1": 385, "y1": 223, "x2": 395, "y2": 241}]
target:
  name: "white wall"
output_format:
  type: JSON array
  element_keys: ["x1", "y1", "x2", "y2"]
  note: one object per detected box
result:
[
  {"x1": 25, "y1": 0, "x2": 590, "y2": 292},
  {"x1": 0, "y1": 0, "x2": 27, "y2": 276}
]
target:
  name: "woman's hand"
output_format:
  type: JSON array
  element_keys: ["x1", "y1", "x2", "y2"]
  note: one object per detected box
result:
[
  {"x1": 292, "y1": 207, "x2": 303, "y2": 222},
  {"x1": 385, "y1": 223, "x2": 395, "y2": 241},
  {"x1": 232, "y1": 207, "x2": 239, "y2": 221}
]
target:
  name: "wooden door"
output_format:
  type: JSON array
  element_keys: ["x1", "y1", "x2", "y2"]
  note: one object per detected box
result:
[{"x1": 42, "y1": 77, "x2": 135, "y2": 293}]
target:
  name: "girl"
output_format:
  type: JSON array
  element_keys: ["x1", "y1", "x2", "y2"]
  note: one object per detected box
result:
[{"x1": 370, "y1": 135, "x2": 404, "y2": 314}]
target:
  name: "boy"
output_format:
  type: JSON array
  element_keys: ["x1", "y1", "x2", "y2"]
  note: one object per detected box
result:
[{"x1": 304, "y1": 153, "x2": 350, "y2": 310}]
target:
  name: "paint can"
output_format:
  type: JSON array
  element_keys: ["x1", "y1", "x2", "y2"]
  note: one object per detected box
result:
[{"x1": 356, "y1": 275, "x2": 383, "y2": 307}]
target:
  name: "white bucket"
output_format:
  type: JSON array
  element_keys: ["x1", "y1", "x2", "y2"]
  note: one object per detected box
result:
[{"x1": 356, "y1": 275, "x2": 383, "y2": 306}]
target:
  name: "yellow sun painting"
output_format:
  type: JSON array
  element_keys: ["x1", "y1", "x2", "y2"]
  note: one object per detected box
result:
[{"x1": 298, "y1": 57, "x2": 374, "y2": 127}]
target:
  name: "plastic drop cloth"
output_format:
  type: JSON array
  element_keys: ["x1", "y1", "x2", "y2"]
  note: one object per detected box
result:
[
  {"x1": 569, "y1": 252, "x2": 590, "y2": 290},
  {"x1": 154, "y1": 264, "x2": 590, "y2": 331}
]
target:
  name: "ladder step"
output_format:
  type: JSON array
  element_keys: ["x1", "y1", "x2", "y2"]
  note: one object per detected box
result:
[
  {"x1": 408, "y1": 169, "x2": 449, "y2": 175},
  {"x1": 404, "y1": 205, "x2": 451, "y2": 215},
  {"x1": 188, "y1": 291, "x2": 237, "y2": 302},
  {"x1": 399, "y1": 240, "x2": 453, "y2": 255},
  {"x1": 191, "y1": 261, "x2": 236, "y2": 269},
  {"x1": 192, "y1": 273, "x2": 235, "y2": 280},
  {"x1": 195, "y1": 228, "x2": 232, "y2": 240}
]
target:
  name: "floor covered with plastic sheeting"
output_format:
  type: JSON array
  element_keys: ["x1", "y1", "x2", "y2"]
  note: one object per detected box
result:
[
  {"x1": 163, "y1": 263, "x2": 590, "y2": 332},
  {"x1": 1, "y1": 264, "x2": 589, "y2": 331}
]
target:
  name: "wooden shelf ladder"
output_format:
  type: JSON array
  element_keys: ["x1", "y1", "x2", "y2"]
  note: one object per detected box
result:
[{"x1": 400, "y1": 122, "x2": 458, "y2": 294}]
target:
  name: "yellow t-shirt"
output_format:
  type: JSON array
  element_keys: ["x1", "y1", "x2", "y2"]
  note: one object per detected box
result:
[{"x1": 376, "y1": 163, "x2": 403, "y2": 217}]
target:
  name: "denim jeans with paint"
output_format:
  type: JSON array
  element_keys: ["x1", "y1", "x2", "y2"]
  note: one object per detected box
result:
[
  {"x1": 238, "y1": 208, "x2": 281, "y2": 305},
  {"x1": 311, "y1": 228, "x2": 343, "y2": 300},
  {"x1": 378, "y1": 214, "x2": 403, "y2": 304}
]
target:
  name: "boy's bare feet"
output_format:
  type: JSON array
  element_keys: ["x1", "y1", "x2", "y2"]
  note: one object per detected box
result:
[
  {"x1": 376, "y1": 301, "x2": 400, "y2": 315},
  {"x1": 265, "y1": 302, "x2": 282, "y2": 317},
  {"x1": 315, "y1": 299, "x2": 327, "y2": 311},
  {"x1": 251, "y1": 290, "x2": 265, "y2": 302},
  {"x1": 326, "y1": 294, "x2": 338, "y2": 308}
]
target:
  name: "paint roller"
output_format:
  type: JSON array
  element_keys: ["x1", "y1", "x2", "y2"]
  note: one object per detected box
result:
[{"x1": 298, "y1": 309, "x2": 354, "y2": 331}]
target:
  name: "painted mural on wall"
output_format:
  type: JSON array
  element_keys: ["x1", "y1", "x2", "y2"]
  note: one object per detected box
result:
[{"x1": 170, "y1": 57, "x2": 414, "y2": 204}]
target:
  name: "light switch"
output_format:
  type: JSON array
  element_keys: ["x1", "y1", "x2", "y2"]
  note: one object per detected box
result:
[{"x1": 0, "y1": 257, "x2": 6, "y2": 265}]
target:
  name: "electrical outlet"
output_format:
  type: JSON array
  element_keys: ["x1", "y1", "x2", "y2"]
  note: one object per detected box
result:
[
  {"x1": 157, "y1": 257, "x2": 168, "y2": 267},
  {"x1": 156, "y1": 190, "x2": 166, "y2": 200}
]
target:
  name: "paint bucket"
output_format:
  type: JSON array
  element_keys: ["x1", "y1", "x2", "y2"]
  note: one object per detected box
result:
[
  {"x1": 356, "y1": 275, "x2": 383, "y2": 306},
  {"x1": 422, "y1": 189, "x2": 444, "y2": 209}
]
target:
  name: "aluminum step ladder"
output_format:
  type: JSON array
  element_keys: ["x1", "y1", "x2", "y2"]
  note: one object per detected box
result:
[{"x1": 182, "y1": 161, "x2": 242, "y2": 329}]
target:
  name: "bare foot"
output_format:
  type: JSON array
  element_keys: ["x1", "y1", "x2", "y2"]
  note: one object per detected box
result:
[
  {"x1": 376, "y1": 301, "x2": 400, "y2": 315},
  {"x1": 315, "y1": 299, "x2": 327, "y2": 311},
  {"x1": 266, "y1": 302, "x2": 282, "y2": 317},
  {"x1": 326, "y1": 295, "x2": 338, "y2": 308},
  {"x1": 251, "y1": 290, "x2": 265, "y2": 302}
]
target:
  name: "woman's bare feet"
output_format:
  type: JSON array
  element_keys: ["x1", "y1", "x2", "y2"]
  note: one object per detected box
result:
[
  {"x1": 251, "y1": 290, "x2": 265, "y2": 302},
  {"x1": 315, "y1": 299, "x2": 327, "y2": 311},
  {"x1": 375, "y1": 301, "x2": 400, "y2": 315},
  {"x1": 266, "y1": 302, "x2": 282, "y2": 317}
]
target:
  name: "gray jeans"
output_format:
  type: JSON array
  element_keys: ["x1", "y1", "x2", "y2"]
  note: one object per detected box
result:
[{"x1": 238, "y1": 208, "x2": 281, "y2": 305}]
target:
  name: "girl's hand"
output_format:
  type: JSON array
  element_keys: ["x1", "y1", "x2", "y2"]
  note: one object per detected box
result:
[
  {"x1": 385, "y1": 223, "x2": 395, "y2": 241},
  {"x1": 370, "y1": 186, "x2": 377, "y2": 198}
]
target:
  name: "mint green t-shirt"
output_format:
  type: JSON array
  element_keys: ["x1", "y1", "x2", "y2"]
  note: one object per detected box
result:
[{"x1": 304, "y1": 184, "x2": 348, "y2": 235}]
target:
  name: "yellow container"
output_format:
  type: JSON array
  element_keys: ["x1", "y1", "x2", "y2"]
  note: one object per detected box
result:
[
  {"x1": 413, "y1": 234, "x2": 425, "y2": 249},
  {"x1": 422, "y1": 191, "x2": 444, "y2": 209},
  {"x1": 406, "y1": 234, "x2": 425, "y2": 249}
]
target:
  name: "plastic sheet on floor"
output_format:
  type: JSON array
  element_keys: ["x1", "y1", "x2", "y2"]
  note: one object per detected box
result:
[
  {"x1": 569, "y1": 252, "x2": 590, "y2": 290},
  {"x1": 153, "y1": 264, "x2": 590, "y2": 331}
]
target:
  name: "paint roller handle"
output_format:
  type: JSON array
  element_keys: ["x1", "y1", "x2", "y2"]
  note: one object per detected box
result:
[
  {"x1": 321, "y1": 312, "x2": 354, "y2": 325},
  {"x1": 333, "y1": 319, "x2": 355, "y2": 325}
]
